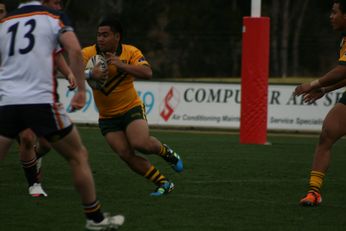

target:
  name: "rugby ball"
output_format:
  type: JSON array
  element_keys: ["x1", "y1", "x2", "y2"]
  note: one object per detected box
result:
[{"x1": 85, "y1": 54, "x2": 108, "y2": 89}]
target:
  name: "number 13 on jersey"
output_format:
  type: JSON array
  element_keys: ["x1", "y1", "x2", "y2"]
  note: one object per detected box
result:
[{"x1": 7, "y1": 19, "x2": 36, "y2": 56}]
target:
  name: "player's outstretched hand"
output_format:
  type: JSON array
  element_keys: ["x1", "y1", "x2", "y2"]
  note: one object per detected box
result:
[
  {"x1": 294, "y1": 83, "x2": 313, "y2": 96},
  {"x1": 303, "y1": 89, "x2": 325, "y2": 104}
]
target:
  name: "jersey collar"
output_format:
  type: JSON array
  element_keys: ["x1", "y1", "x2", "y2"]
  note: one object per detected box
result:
[
  {"x1": 96, "y1": 43, "x2": 123, "y2": 56},
  {"x1": 116, "y1": 43, "x2": 123, "y2": 56}
]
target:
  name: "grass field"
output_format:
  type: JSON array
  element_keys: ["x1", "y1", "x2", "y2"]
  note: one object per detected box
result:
[{"x1": 1, "y1": 127, "x2": 346, "y2": 231}]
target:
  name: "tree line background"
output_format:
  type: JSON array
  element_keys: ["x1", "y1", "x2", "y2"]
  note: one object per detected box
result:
[{"x1": 5, "y1": 0, "x2": 339, "y2": 78}]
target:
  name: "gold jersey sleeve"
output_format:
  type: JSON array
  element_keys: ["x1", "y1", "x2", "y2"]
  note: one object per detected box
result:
[
  {"x1": 82, "y1": 44, "x2": 150, "y2": 118},
  {"x1": 339, "y1": 36, "x2": 346, "y2": 65}
]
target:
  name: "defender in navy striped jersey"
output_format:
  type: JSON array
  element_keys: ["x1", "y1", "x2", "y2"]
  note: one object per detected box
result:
[
  {"x1": 17, "y1": 0, "x2": 77, "y2": 199},
  {"x1": 0, "y1": 1, "x2": 124, "y2": 229}
]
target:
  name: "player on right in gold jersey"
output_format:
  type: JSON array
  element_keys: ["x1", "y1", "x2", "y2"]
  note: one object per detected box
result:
[
  {"x1": 82, "y1": 16, "x2": 183, "y2": 196},
  {"x1": 294, "y1": 0, "x2": 346, "y2": 207}
]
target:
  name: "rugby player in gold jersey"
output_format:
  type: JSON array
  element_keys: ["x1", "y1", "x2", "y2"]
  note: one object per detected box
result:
[
  {"x1": 83, "y1": 16, "x2": 183, "y2": 196},
  {"x1": 294, "y1": 0, "x2": 346, "y2": 206}
]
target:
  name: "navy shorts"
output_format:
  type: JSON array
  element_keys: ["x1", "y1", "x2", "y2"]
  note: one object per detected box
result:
[
  {"x1": 98, "y1": 104, "x2": 147, "y2": 135},
  {"x1": 0, "y1": 103, "x2": 73, "y2": 142}
]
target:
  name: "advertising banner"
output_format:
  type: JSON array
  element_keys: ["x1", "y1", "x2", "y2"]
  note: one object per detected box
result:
[{"x1": 57, "y1": 80, "x2": 344, "y2": 132}]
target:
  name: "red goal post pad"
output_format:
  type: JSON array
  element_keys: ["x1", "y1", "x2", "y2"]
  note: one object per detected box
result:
[{"x1": 240, "y1": 17, "x2": 270, "y2": 144}]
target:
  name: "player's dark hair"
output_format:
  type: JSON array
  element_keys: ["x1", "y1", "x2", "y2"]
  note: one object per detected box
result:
[
  {"x1": 98, "y1": 16, "x2": 123, "y2": 39},
  {"x1": 1, "y1": 0, "x2": 19, "y2": 13},
  {"x1": 334, "y1": 0, "x2": 346, "y2": 13}
]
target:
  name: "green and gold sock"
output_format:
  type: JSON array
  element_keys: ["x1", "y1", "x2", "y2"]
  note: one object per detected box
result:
[
  {"x1": 308, "y1": 170, "x2": 325, "y2": 194},
  {"x1": 144, "y1": 165, "x2": 167, "y2": 186},
  {"x1": 159, "y1": 144, "x2": 168, "y2": 157}
]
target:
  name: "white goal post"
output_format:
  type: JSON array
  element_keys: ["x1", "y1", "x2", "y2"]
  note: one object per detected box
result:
[{"x1": 251, "y1": 0, "x2": 261, "y2": 17}]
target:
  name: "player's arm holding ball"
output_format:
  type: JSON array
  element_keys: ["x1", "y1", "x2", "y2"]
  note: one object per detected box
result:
[
  {"x1": 105, "y1": 52, "x2": 152, "y2": 80},
  {"x1": 89, "y1": 61, "x2": 108, "y2": 81}
]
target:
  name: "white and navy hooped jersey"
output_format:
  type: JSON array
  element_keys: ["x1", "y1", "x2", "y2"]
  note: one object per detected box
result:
[{"x1": 0, "y1": 1, "x2": 72, "y2": 105}]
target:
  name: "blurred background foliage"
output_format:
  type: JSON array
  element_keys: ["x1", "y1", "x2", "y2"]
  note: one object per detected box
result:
[{"x1": 4, "y1": 0, "x2": 338, "y2": 78}]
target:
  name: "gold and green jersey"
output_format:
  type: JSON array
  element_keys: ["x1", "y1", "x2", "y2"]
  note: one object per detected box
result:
[
  {"x1": 82, "y1": 44, "x2": 150, "y2": 118},
  {"x1": 339, "y1": 33, "x2": 346, "y2": 65}
]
